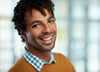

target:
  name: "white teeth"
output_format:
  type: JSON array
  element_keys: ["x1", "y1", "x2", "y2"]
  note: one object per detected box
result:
[{"x1": 43, "y1": 37, "x2": 52, "y2": 40}]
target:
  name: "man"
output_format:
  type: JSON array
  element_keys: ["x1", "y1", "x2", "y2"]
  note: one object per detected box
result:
[{"x1": 8, "y1": 0, "x2": 75, "y2": 72}]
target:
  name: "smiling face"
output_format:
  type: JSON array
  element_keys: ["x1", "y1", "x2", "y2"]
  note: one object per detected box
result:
[{"x1": 22, "y1": 8, "x2": 57, "y2": 52}]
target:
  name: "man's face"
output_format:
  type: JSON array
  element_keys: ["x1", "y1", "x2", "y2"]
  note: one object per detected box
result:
[{"x1": 23, "y1": 9, "x2": 57, "y2": 51}]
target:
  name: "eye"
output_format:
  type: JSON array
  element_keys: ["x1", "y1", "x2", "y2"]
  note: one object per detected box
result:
[
  {"x1": 32, "y1": 24, "x2": 39, "y2": 28},
  {"x1": 48, "y1": 19, "x2": 56, "y2": 23}
]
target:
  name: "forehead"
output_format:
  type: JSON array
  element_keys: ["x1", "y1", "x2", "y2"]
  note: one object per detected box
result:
[{"x1": 24, "y1": 8, "x2": 53, "y2": 25}]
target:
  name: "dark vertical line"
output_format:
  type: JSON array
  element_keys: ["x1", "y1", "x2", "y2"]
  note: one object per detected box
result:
[
  {"x1": 67, "y1": 0, "x2": 73, "y2": 60},
  {"x1": 99, "y1": 18, "x2": 100, "y2": 72},
  {"x1": 0, "y1": 21, "x2": 1, "y2": 72},
  {"x1": 98, "y1": 4, "x2": 100, "y2": 71},
  {"x1": 84, "y1": 2, "x2": 88, "y2": 72}
]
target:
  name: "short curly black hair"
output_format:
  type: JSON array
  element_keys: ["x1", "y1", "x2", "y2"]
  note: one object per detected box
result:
[{"x1": 12, "y1": 0, "x2": 55, "y2": 42}]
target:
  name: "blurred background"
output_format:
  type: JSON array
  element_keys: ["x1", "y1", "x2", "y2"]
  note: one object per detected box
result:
[{"x1": 0, "y1": 0, "x2": 100, "y2": 72}]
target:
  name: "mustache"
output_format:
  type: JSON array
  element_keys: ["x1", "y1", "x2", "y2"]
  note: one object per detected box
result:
[{"x1": 38, "y1": 31, "x2": 56, "y2": 38}]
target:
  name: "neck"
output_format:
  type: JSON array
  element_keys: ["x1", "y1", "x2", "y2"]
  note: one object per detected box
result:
[{"x1": 26, "y1": 46, "x2": 51, "y2": 61}]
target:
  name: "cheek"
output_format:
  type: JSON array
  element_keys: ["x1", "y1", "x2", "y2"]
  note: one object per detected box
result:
[
  {"x1": 25, "y1": 32, "x2": 34, "y2": 40},
  {"x1": 27, "y1": 31, "x2": 40, "y2": 40},
  {"x1": 52, "y1": 24, "x2": 57, "y2": 31},
  {"x1": 26, "y1": 33, "x2": 36, "y2": 44}
]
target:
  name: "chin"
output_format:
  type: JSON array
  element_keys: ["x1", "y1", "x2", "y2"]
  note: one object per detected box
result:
[{"x1": 42, "y1": 43, "x2": 55, "y2": 51}]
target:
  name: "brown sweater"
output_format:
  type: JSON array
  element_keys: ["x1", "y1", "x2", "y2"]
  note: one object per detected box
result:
[{"x1": 8, "y1": 53, "x2": 75, "y2": 72}]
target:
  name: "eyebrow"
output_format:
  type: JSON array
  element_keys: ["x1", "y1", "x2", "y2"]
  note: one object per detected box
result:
[
  {"x1": 31, "y1": 20, "x2": 41, "y2": 25},
  {"x1": 48, "y1": 16, "x2": 55, "y2": 20}
]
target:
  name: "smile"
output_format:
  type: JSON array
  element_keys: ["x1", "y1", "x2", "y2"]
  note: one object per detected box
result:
[
  {"x1": 43, "y1": 37, "x2": 52, "y2": 41},
  {"x1": 39, "y1": 35, "x2": 54, "y2": 45}
]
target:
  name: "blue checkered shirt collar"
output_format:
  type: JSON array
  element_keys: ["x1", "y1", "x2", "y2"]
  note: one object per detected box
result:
[{"x1": 23, "y1": 49, "x2": 56, "y2": 72}]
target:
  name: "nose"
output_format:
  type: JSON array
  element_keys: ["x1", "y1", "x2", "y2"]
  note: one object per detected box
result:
[{"x1": 42, "y1": 24, "x2": 51, "y2": 34}]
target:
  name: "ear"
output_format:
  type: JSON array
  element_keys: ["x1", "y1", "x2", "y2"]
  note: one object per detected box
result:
[{"x1": 20, "y1": 30, "x2": 27, "y2": 40}]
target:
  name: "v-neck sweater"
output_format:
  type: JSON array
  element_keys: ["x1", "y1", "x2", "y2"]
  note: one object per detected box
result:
[{"x1": 8, "y1": 53, "x2": 75, "y2": 72}]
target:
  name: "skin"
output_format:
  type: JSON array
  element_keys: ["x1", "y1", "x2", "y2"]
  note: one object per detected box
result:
[{"x1": 21, "y1": 8, "x2": 57, "y2": 61}]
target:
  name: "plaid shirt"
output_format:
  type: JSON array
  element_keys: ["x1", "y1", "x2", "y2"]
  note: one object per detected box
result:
[{"x1": 23, "y1": 49, "x2": 56, "y2": 72}]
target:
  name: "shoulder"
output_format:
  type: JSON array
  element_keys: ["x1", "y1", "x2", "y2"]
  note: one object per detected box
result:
[
  {"x1": 8, "y1": 57, "x2": 28, "y2": 72},
  {"x1": 53, "y1": 52, "x2": 72, "y2": 63},
  {"x1": 53, "y1": 53, "x2": 68, "y2": 60},
  {"x1": 53, "y1": 53, "x2": 76, "y2": 72},
  {"x1": 8, "y1": 57, "x2": 37, "y2": 72},
  {"x1": 10, "y1": 57, "x2": 26, "y2": 67}
]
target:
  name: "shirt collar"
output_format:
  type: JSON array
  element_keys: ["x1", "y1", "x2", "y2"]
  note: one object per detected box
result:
[{"x1": 23, "y1": 49, "x2": 56, "y2": 71}]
